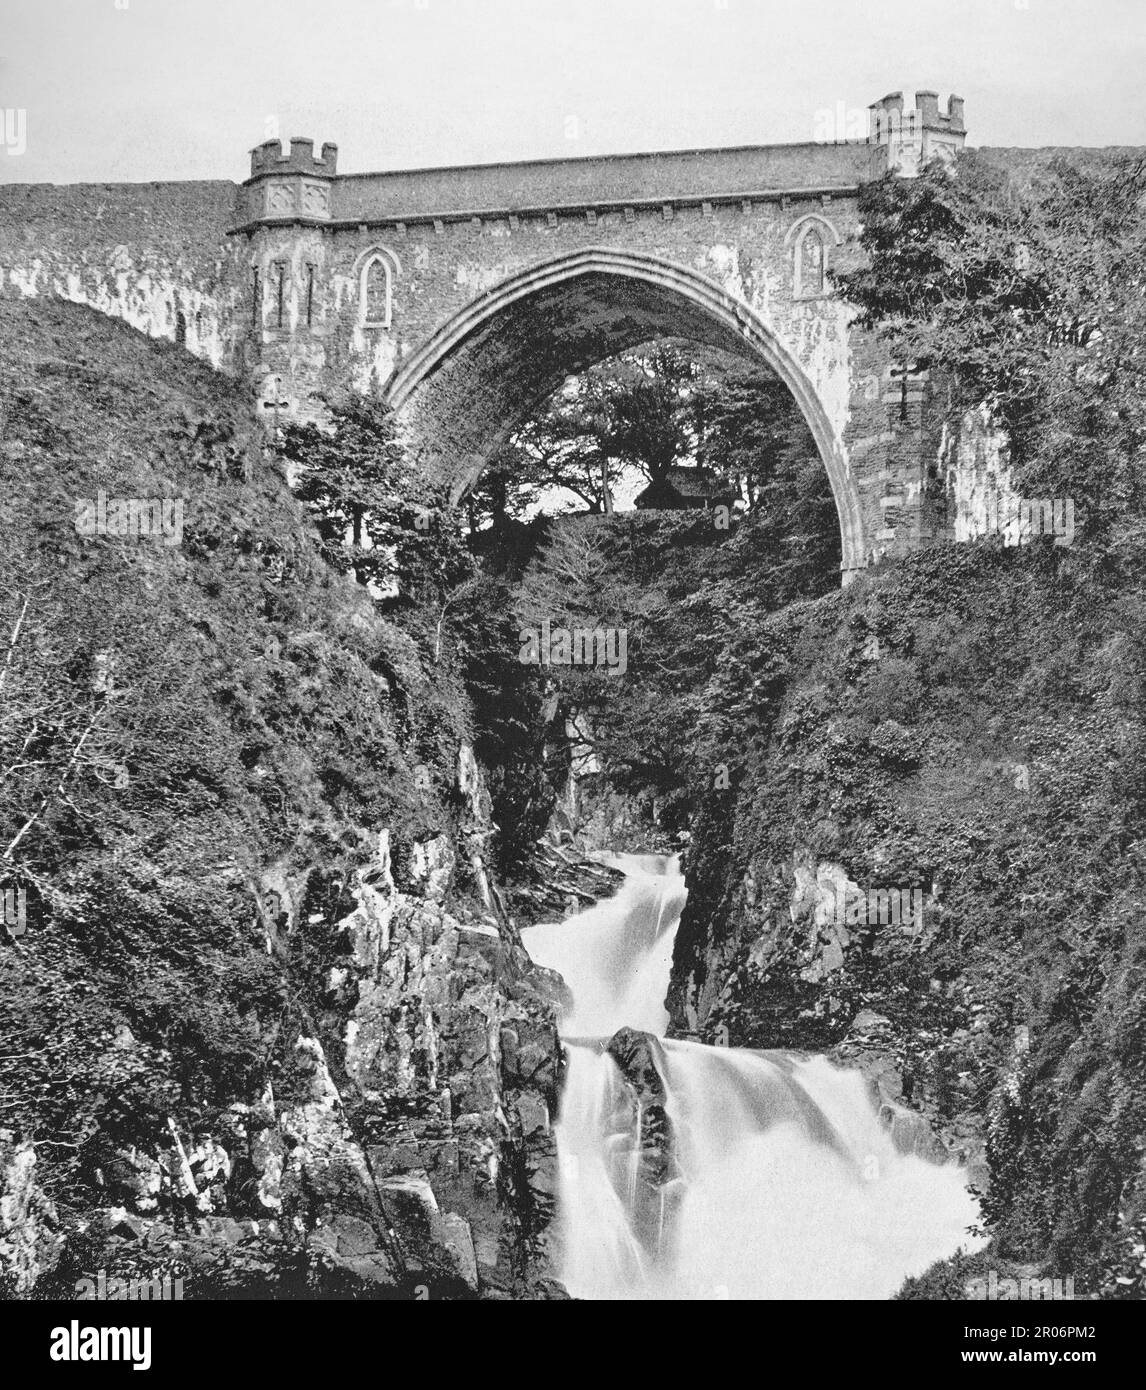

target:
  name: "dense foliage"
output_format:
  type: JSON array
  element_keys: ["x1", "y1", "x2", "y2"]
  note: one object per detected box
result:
[
  {"x1": 0, "y1": 301, "x2": 476, "y2": 1212},
  {"x1": 463, "y1": 408, "x2": 840, "y2": 853},
  {"x1": 665, "y1": 150, "x2": 1146, "y2": 1295},
  {"x1": 470, "y1": 345, "x2": 826, "y2": 522},
  {"x1": 836, "y1": 151, "x2": 1146, "y2": 541}
]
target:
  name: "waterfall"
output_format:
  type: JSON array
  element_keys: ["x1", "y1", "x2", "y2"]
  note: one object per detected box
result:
[{"x1": 522, "y1": 853, "x2": 983, "y2": 1299}]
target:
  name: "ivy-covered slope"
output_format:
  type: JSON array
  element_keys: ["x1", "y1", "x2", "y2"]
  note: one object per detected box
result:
[{"x1": 0, "y1": 298, "x2": 561, "y2": 1299}]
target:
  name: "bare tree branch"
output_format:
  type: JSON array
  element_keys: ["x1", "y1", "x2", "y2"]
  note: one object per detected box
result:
[{"x1": 0, "y1": 591, "x2": 30, "y2": 696}]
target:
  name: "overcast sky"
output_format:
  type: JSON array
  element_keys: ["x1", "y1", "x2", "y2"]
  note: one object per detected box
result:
[{"x1": 1, "y1": 0, "x2": 1142, "y2": 184}]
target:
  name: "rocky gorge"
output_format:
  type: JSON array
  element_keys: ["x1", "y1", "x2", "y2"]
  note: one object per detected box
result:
[{"x1": 3, "y1": 255, "x2": 1146, "y2": 1301}]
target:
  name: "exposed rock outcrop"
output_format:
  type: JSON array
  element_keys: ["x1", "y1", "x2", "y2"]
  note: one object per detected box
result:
[
  {"x1": 502, "y1": 840, "x2": 625, "y2": 931},
  {"x1": 24, "y1": 757, "x2": 567, "y2": 1300},
  {"x1": 604, "y1": 1027, "x2": 683, "y2": 1271},
  {"x1": 670, "y1": 846, "x2": 985, "y2": 1180},
  {"x1": 333, "y1": 820, "x2": 565, "y2": 1296},
  {"x1": 0, "y1": 1132, "x2": 61, "y2": 1294}
]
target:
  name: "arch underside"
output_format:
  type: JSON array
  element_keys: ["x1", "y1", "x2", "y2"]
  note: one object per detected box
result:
[{"x1": 388, "y1": 250, "x2": 865, "y2": 576}]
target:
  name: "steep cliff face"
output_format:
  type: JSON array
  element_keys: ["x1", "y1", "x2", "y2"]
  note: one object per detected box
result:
[
  {"x1": 11, "y1": 833, "x2": 565, "y2": 1301},
  {"x1": 666, "y1": 540, "x2": 1146, "y2": 1292},
  {"x1": 36, "y1": 793, "x2": 567, "y2": 1301},
  {"x1": 0, "y1": 297, "x2": 564, "y2": 1299},
  {"x1": 326, "y1": 810, "x2": 566, "y2": 1296}
]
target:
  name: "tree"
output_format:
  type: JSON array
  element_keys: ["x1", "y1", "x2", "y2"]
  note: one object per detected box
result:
[
  {"x1": 589, "y1": 346, "x2": 704, "y2": 491},
  {"x1": 279, "y1": 397, "x2": 476, "y2": 651},
  {"x1": 511, "y1": 517, "x2": 668, "y2": 754},
  {"x1": 471, "y1": 399, "x2": 616, "y2": 525},
  {"x1": 472, "y1": 344, "x2": 832, "y2": 530},
  {"x1": 278, "y1": 396, "x2": 409, "y2": 589},
  {"x1": 835, "y1": 152, "x2": 1146, "y2": 538},
  {"x1": 469, "y1": 345, "x2": 713, "y2": 525},
  {"x1": 695, "y1": 366, "x2": 818, "y2": 509}
]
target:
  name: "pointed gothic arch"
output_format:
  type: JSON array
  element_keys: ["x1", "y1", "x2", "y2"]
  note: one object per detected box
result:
[
  {"x1": 386, "y1": 247, "x2": 866, "y2": 578},
  {"x1": 785, "y1": 214, "x2": 842, "y2": 300},
  {"x1": 354, "y1": 246, "x2": 402, "y2": 329}
]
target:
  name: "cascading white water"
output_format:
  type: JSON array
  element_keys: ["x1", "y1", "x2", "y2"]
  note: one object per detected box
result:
[{"x1": 522, "y1": 853, "x2": 984, "y2": 1300}]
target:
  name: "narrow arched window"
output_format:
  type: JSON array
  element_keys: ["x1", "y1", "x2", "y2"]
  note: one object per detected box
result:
[
  {"x1": 798, "y1": 227, "x2": 826, "y2": 297},
  {"x1": 275, "y1": 262, "x2": 287, "y2": 328},
  {"x1": 360, "y1": 255, "x2": 392, "y2": 329}
]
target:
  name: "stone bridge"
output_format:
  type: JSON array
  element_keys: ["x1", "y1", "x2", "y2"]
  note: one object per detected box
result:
[{"x1": 0, "y1": 90, "x2": 968, "y2": 580}]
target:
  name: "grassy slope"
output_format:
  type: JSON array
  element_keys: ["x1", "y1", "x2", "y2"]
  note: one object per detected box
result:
[{"x1": 0, "y1": 298, "x2": 465, "y2": 1215}]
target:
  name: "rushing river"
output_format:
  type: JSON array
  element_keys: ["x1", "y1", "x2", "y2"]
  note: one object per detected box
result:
[{"x1": 523, "y1": 853, "x2": 982, "y2": 1299}]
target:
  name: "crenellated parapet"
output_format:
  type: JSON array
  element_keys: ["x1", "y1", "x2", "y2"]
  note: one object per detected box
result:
[
  {"x1": 242, "y1": 138, "x2": 340, "y2": 224},
  {"x1": 0, "y1": 87, "x2": 988, "y2": 585},
  {"x1": 249, "y1": 138, "x2": 339, "y2": 178},
  {"x1": 227, "y1": 90, "x2": 976, "y2": 579},
  {"x1": 869, "y1": 90, "x2": 966, "y2": 175}
]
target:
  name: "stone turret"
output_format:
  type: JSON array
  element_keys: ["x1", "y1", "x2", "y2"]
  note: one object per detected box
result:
[
  {"x1": 244, "y1": 137, "x2": 338, "y2": 222},
  {"x1": 869, "y1": 90, "x2": 966, "y2": 175}
]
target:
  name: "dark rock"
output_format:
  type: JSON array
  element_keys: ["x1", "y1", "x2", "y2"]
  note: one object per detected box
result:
[
  {"x1": 195, "y1": 1215, "x2": 253, "y2": 1247},
  {"x1": 104, "y1": 1210, "x2": 148, "y2": 1242},
  {"x1": 604, "y1": 1028, "x2": 683, "y2": 1273},
  {"x1": 328, "y1": 1214, "x2": 383, "y2": 1258}
]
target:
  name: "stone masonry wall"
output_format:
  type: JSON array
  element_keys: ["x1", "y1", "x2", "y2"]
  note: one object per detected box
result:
[
  {"x1": 0, "y1": 120, "x2": 993, "y2": 575},
  {"x1": 243, "y1": 192, "x2": 929, "y2": 571},
  {"x1": 0, "y1": 181, "x2": 246, "y2": 379}
]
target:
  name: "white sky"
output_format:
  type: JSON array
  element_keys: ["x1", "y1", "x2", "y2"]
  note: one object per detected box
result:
[{"x1": 1, "y1": 0, "x2": 1142, "y2": 184}]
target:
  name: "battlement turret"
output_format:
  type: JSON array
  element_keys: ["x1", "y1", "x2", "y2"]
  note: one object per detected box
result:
[
  {"x1": 869, "y1": 91, "x2": 965, "y2": 174},
  {"x1": 243, "y1": 137, "x2": 338, "y2": 223},
  {"x1": 249, "y1": 138, "x2": 338, "y2": 179}
]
